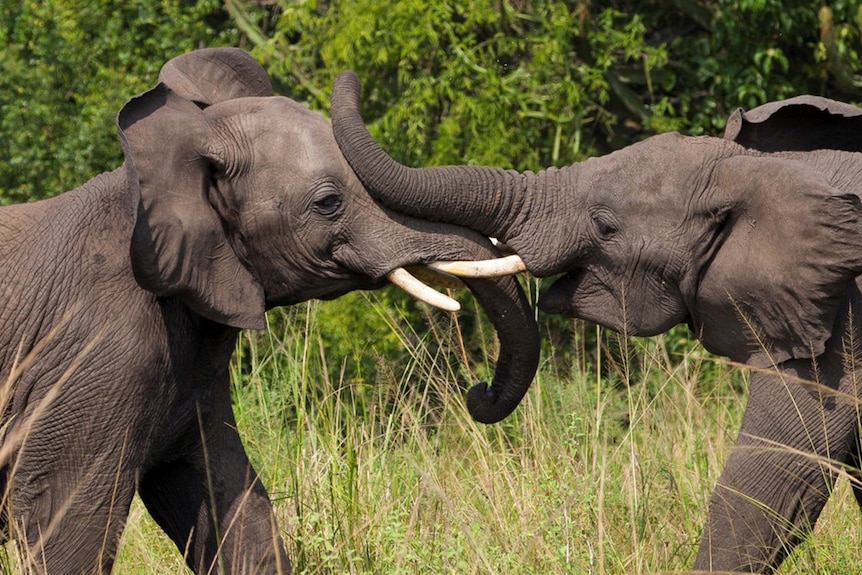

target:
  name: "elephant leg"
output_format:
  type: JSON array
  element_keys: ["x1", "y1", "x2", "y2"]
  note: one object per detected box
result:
[
  {"x1": 846, "y1": 430, "x2": 862, "y2": 511},
  {"x1": 9, "y1": 438, "x2": 138, "y2": 574},
  {"x1": 138, "y1": 399, "x2": 290, "y2": 575},
  {"x1": 694, "y1": 361, "x2": 858, "y2": 573}
]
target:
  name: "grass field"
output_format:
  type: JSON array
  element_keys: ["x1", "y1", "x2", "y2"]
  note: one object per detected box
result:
[{"x1": 6, "y1": 290, "x2": 862, "y2": 573}]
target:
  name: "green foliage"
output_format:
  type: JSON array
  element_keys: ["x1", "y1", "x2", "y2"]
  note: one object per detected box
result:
[
  {"x1": 667, "y1": 0, "x2": 862, "y2": 134},
  {"x1": 230, "y1": 0, "x2": 676, "y2": 168},
  {"x1": 0, "y1": 0, "x2": 239, "y2": 203},
  {"x1": 229, "y1": 0, "x2": 862, "y2": 168}
]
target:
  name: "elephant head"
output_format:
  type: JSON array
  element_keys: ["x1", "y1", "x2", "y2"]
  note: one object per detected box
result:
[
  {"x1": 330, "y1": 70, "x2": 862, "y2": 368},
  {"x1": 116, "y1": 50, "x2": 540, "y2": 424}
]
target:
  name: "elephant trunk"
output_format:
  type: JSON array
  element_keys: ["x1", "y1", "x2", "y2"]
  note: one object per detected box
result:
[
  {"x1": 330, "y1": 72, "x2": 541, "y2": 423},
  {"x1": 330, "y1": 71, "x2": 527, "y2": 242},
  {"x1": 388, "y1": 221, "x2": 540, "y2": 424},
  {"x1": 459, "y1": 269, "x2": 540, "y2": 424}
]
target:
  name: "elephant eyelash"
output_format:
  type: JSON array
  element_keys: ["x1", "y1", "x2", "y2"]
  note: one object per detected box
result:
[
  {"x1": 595, "y1": 219, "x2": 617, "y2": 239},
  {"x1": 311, "y1": 193, "x2": 343, "y2": 217},
  {"x1": 590, "y1": 209, "x2": 619, "y2": 240}
]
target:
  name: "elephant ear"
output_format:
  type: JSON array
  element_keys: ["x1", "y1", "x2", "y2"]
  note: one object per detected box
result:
[
  {"x1": 117, "y1": 83, "x2": 265, "y2": 329},
  {"x1": 724, "y1": 95, "x2": 862, "y2": 152},
  {"x1": 692, "y1": 154, "x2": 862, "y2": 366},
  {"x1": 158, "y1": 47, "x2": 273, "y2": 106}
]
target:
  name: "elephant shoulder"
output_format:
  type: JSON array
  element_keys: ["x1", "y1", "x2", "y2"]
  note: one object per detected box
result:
[{"x1": 0, "y1": 168, "x2": 144, "y2": 319}]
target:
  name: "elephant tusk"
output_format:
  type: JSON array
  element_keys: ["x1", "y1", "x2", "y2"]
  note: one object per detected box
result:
[
  {"x1": 387, "y1": 268, "x2": 461, "y2": 312},
  {"x1": 427, "y1": 254, "x2": 527, "y2": 278}
]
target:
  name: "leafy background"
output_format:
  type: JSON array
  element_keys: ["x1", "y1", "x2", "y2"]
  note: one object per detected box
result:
[{"x1": 4, "y1": 1, "x2": 862, "y2": 202}]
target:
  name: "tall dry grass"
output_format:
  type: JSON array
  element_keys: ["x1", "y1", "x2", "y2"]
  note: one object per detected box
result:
[
  {"x1": 3, "y1": 291, "x2": 862, "y2": 573},
  {"x1": 117, "y1": 291, "x2": 862, "y2": 573}
]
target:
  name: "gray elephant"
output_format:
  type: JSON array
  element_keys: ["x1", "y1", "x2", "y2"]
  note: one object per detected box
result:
[
  {"x1": 0, "y1": 50, "x2": 540, "y2": 574},
  {"x1": 330, "y1": 71, "x2": 862, "y2": 573}
]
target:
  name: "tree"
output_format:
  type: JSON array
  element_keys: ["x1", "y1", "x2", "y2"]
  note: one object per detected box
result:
[
  {"x1": 0, "y1": 0, "x2": 240, "y2": 203},
  {"x1": 226, "y1": 0, "x2": 862, "y2": 172}
]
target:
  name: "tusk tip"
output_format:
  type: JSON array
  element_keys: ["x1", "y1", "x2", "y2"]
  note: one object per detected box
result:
[{"x1": 386, "y1": 268, "x2": 461, "y2": 312}]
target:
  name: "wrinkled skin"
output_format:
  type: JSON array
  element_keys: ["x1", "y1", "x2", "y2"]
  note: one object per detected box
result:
[
  {"x1": 0, "y1": 50, "x2": 539, "y2": 575},
  {"x1": 331, "y1": 74, "x2": 862, "y2": 573}
]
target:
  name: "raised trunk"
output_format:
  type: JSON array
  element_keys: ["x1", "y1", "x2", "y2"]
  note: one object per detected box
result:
[
  {"x1": 330, "y1": 71, "x2": 526, "y2": 241},
  {"x1": 331, "y1": 71, "x2": 578, "y2": 278},
  {"x1": 330, "y1": 72, "x2": 541, "y2": 423}
]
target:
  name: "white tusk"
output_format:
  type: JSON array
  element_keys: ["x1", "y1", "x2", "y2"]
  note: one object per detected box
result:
[
  {"x1": 387, "y1": 268, "x2": 461, "y2": 312},
  {"x1": 427, "y1": 254, "x2": 527, "y2": 278}
]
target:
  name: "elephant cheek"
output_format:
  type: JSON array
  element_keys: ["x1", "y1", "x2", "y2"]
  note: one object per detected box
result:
[
  {"x1": 539, "y1": 273, "x2": 683, "y2": 336},
  {"x1": 538, "y1": 274, "x2": 581, "y2": 316},
  {"x1": 538, "y1": 273, "x2": 626, "y2": 331}
]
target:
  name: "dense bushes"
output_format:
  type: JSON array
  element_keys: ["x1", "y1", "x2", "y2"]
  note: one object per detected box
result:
[{"x1": 0, "y1": 0, "x2": 238, "y2": 203}]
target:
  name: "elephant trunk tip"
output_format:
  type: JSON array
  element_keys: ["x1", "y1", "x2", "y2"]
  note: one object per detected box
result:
[
  {"x1": 333, "y1": 70, "x2": 360, "y2": 93},
  {"x1": 331, "y1": 71, "x2": 362, "y2": 118},
  {"x1": 466, "y1": 381, "x2": 517, "y2": 424}
]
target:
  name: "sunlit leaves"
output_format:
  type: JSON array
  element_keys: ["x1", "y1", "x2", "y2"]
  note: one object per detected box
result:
[
  {"x1": 238, "y1": 0, "x2": 862, "y2": 171},
  {"x1": 0, "y1": 0, "x2": 237, "y2": 203},
  {"x1": 236, "y1": 0, "x2": 678, "y2": 173},
  {"x1": 5, "y1": 0, "x2": 862, "y2": 203}
]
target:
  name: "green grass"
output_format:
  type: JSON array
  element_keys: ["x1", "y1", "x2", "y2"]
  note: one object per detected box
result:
[{"x1": 8, "y1": 292, "x2": 862, "y2": 573}]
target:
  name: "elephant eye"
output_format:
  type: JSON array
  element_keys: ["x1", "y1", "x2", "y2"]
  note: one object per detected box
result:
[
  {"x1": 590, "y1": 209, "x2": 618, "y2": 240},
  {"x1": 312, "y1": 193, "x2": 343, "y2": 217}
]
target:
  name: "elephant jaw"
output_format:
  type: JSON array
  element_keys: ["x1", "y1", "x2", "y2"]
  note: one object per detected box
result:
[{"x1": 385, "y1": 254, "x2": 528, "y2": 312}]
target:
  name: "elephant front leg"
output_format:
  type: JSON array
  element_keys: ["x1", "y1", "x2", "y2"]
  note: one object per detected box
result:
[
  {"x1": 694, "y1": 361, "x2": 858, "y2": 573},
  {"x1": 138, "y1": 397, "x2": 290, "y2": 574}
]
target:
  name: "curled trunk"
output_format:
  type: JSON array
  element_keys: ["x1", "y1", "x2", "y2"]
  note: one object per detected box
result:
[
  {"x1": 331, "y1": 71, "x2": 545, "y2": 422},
  {"x1": 459, "y1": 271, "x2": 540, "y2": 424},
  {"x1": 393, "y1": 227, "x2": 540, "y2": 424},
  {"x1": 330, "y1": 72, "x2": 541, "y2": 423}
]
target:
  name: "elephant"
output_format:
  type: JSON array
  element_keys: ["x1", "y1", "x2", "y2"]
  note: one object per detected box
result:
[
  {"x1": 330, "y1": 70, "x2": 862, "y2": 573},
  {"x1": 0, "y1": 49, "x2": 540, "y2": 574}
]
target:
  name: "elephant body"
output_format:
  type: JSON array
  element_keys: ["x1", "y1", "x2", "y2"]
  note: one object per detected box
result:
[
  {"x1": 0, "y1": 50, "x2": 541, "y2": 574},
  {"x1": 329, "y1": 75, "x2": 862, "y2": 573},
  {"x1": 1, "y1": 170, "x2": 280, "y2": 572}
]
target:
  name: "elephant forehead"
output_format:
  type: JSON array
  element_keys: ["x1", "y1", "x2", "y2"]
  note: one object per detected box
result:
[
  {"x1": 207, "y1": 94, "x2": 318, "y2": 121},
  {"x1": 212, "y1": 116, "x2": 343, "y2": 184},
  {"x1": 582, "y1": 133, "x2": 725, "y2": 205},
  {"x1": 208, "y1": 96, "x2": 336, "y2": 154},
  {"x1": 266, "y1": 118, "x2": 341, "y2": 165}
]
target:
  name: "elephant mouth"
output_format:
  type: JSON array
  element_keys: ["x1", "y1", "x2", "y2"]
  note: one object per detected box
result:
[{"x1": 389, "y1": 254, "x2": 528, "y2": 312}]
